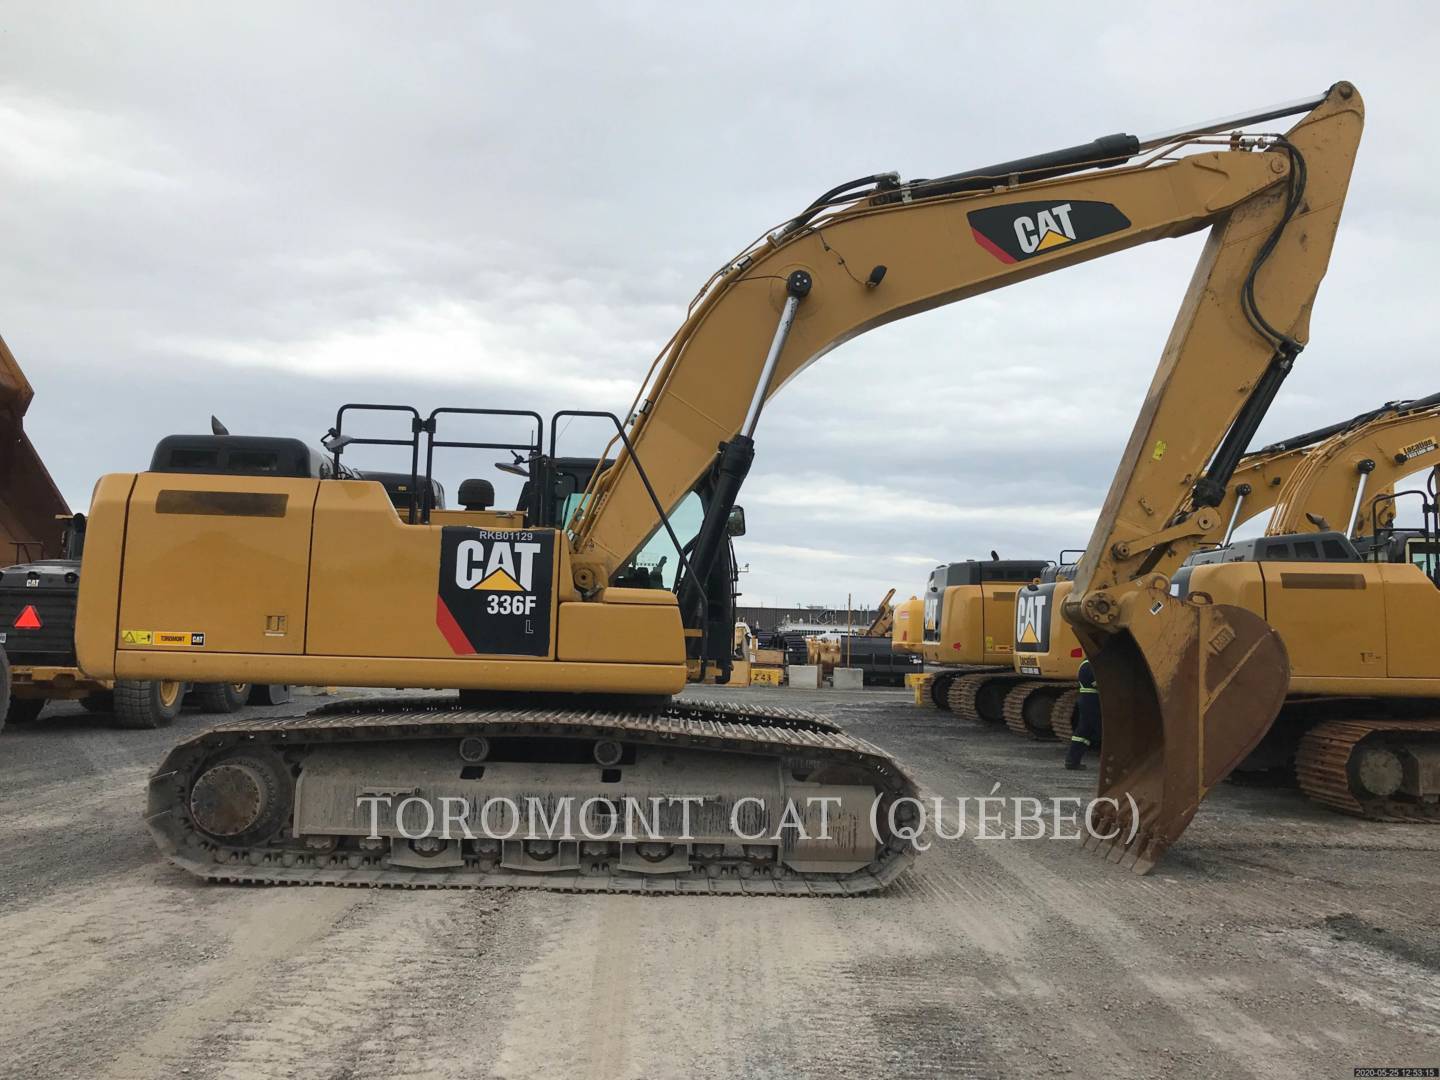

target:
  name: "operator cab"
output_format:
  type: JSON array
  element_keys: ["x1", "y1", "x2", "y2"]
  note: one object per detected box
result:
[
  {"x1": 1352, "y1": 527, "x2": 1437, "y2": 565},
  {"x1": 516, "y1": 456, "x2": 613, "y2": 531}
]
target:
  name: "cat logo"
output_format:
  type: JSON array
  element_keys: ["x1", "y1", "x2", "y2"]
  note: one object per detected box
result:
[
  {"x1": 1014, "y1": 590, "x2": 1050, "y2": 653},
  {"x1": 1397, "y1": 436, "x2": 1437, "y2": 463},
  {"x1": 454, "y1": 537, "x2": 542, "y2": 595},
  {"x1": 437, "y1": 528, "x2": 555, "y2": 656},
  {"x1": 968, "y1": 199, "x2": 1131, "y2": 264},
  {"x1": 1014, "y1": 202, "x2": 1078, "y2": 254}
]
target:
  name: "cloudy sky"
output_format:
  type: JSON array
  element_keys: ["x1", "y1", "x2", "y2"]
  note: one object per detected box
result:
[{"x1": 3, "y1": 4, "x2": 1438, "y2": 608}]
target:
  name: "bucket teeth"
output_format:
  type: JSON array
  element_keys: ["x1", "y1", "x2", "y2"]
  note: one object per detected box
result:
[{"x1": 1075, "y1": 799, "x2": 1162, "y2": 874}]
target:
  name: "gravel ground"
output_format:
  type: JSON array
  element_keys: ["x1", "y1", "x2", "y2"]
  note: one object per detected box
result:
[{"x1": 1, "y1": 684, "x2": 1436, "y2": 1079}]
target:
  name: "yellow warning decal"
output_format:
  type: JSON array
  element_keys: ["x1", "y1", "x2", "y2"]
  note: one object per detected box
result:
[
  {"x1": 136, "y1": 630, "x2": 210, "y2": 648},
  {"x1": 474, "y1": 568, "x2": 523, "y2": 592},
  {"x1": 1151, "y1": 439, "x2": 1167, "y2": 461},
  {"x1": 1399, "y1": 436, "x2": 1436, "y2": 461}
]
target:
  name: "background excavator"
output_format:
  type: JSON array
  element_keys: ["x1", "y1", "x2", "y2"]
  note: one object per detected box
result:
[
  {"x1": 908, "y1": 440, "x2": 1304, "y2": 727},
  {"x1": 910, "y1": 422, "x2": 1341, "y2": 726},
  {"x1": 71, "y1": 83, "x2": 1363, "y2": 881},
  {"x1": 897, "y1": 556, "x2": 1051, "y2": 709},
  {"x1": 1169, "y1": 398, "x2": 1440, "y2": 816},
  {"x1": 1004, "y1": 393, "x2": 1437, "y2": 743}
]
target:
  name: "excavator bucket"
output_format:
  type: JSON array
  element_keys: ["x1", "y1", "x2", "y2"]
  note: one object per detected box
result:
[{"x1": 1068, "y1": 584, "x2": 1289, "y2": 874}]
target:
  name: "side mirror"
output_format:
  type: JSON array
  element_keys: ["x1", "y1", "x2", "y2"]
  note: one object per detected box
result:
[{"x1": 726, "y1": 506, "x2": 747, "y2": 538}]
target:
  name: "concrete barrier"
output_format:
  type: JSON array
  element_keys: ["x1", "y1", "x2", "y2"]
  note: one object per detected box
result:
[
  {"x1": 786, "y1": 664, "x2": 822, "y2": 689},
  {"x1": 832, "y1": 667, "x2": 864, "y2": 690}
]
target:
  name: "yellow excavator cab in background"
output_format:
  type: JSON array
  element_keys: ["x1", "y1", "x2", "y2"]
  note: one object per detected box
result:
[
  {"x1": 890, "y1": 594, "x2": 926, "y2": 654},
  {"x1": 77, "y1": 84, "x2": 1365, "y2": 879},
  {"x1": 910, "y1": 557, "x2": 1051, "y2": 712},
  {"x1": 1004, "y1": 393, "x2": 1437, "y2": 741}
]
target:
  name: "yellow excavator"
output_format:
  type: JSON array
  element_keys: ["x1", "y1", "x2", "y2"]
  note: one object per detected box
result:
[
  {"x1": 915, "y1": 435, "x2": 1319, "y2": 725},
  {"x1": 1006, "y1": 394, "x2": 1438, "y2": 741},
  {"x1": 897, "y1": 555, "x2": 1052, "y2": 710},
  {"x1": 1169, "y1": 400, "x2": 1440, "y2": 818},
  {"x1": 74, "y1": 83, "x2": 1364, "y2": 881},
  {"x1": 891, "y1": 593, "x2": 925, "y2": 654}
]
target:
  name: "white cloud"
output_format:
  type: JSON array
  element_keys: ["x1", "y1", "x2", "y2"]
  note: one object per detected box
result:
[
  {"x1": 0, "y1": 92, "x2": 181, "y2": 191},
  {"x1": 155, "y1": 296, "x2": 645, "y2": 401},
  {"x1": 746, "y1": 472, "x2": 1098, "y2": 529}
]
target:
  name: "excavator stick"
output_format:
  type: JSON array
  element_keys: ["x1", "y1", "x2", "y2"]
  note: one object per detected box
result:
[{"x1": 1070, "y1": 585, "x2": 1289, "y2": 873}]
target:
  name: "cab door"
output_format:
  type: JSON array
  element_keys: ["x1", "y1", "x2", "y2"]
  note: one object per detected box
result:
[{"x1": 1381, "y1": 562, "x2": 1440, "y2": 679}]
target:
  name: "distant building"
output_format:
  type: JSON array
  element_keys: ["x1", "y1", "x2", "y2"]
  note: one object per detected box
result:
[{"x1": 736, "y1": 605, "x2": 880, "y2": 633}]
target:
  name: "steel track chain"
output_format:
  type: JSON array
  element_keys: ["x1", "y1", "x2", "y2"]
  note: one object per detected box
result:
[
  {"x1": 1295, "y1": 717, "x2": 1440, "y2": 821},
  {"x1": 146, "y1": 698, "x2": 920, "y2": 896}
]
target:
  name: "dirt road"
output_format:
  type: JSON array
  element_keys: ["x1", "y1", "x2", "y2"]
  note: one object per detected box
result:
[{"x1": 2, "y1": 686, "x2": 1436, "y2": 1079}]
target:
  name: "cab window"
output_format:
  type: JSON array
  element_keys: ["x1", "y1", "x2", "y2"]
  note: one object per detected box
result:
[{"x1": 617, "y1": 493, "x2": 703, "y2": 590}]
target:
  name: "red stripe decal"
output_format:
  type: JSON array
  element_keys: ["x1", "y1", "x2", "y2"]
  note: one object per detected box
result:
[
  {"x1": 435, "y1": 595, "x2": 475, "y2": 654},
  {"x1": 970, "y1": 227, "x2": 1016, "y2": 264}
]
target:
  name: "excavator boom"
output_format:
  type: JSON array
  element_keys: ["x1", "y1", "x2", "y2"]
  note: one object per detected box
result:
[{"x1": 1267, "y1": 393, "x2": 1440, "y2": 537}]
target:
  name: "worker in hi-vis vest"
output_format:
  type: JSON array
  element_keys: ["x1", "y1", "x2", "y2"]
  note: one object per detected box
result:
[{"x1": 1065, "y1": 656, "x2": 1101, "y2": 770}]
